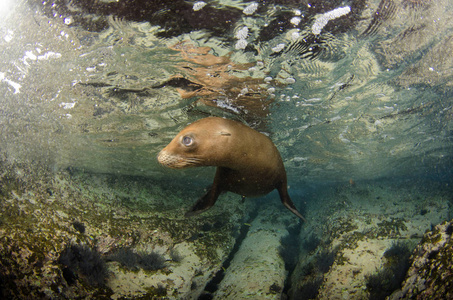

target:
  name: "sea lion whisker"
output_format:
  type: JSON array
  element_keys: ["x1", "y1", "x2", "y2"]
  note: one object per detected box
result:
[
  {"x1": 185, "y1": 157, "x2": 204, "y2": 166},
  {"x1": 187, "y1": 157, "x2": 202, "y2": 161}
]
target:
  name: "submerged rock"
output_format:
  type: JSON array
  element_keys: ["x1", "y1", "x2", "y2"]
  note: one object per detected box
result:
[
  {"x1": 286, "y1": 179, "x2": 451, "y2": 300},
  {"x1": 390, "y1": 220, "x2": 453, "y2": 299},
  {"x1": 0, "y1": 160, "x2": 247, "y2": 299},
  {"x1": 214, "y1": 204, "x2": 295, "y2": 299}
]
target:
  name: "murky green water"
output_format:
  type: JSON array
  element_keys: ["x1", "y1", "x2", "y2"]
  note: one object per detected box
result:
[
  {"x1": 1, "y1": 1, "x2": 453, "y2": 299},
  {"x1": 1, "y1": 0, "x2": 452, "y2": 183}
]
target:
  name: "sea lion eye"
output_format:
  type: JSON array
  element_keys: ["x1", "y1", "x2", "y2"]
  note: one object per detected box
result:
[{"x1": 182, "y1": 136, "x2": 193, "y2": 147}]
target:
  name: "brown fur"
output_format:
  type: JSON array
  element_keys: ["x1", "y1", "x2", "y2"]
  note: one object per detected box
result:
[{"x1": 158, "y1": 117, "x2": 305, "y2": 220}]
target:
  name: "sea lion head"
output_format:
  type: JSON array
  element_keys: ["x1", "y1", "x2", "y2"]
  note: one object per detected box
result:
[{"x1": 157, "y1": 117, "x2": 233, "y2": 169}]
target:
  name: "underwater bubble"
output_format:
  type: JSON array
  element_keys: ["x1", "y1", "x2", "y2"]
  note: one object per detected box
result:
[
  {"x1": 235, "y1": 39, "x2": 248, "y2": 50},
  {"x1": 0, "y1": 72, "x2": 21, "y2": 94},
  {"x1": 272, "y1": 43, "x2": 285, "y2": 53},
  {"x1": 291, "y1": 31, "x2": 300, "y2": 40},
  {"x1": 64, "y1": 16, "x2": 73, "y2": 25},
  {"x1": 306, "y1": 97, "x2": 322, "y2": 102},
  {"x1": 312, "y1": 6, "x2": 351, "y2": 35},
  {"x1": 286, "y1": 77, "x2": 296, "y2": 84},
  {"x1": 37, "y1": 51, "x2": 62, "y2": 60},
  {"x1": 25, "y1": 50, "x2": 37, "y2": 61},
  {"x1": 330, "y1": 116, "x2": 341, "y2": 122},
  {"x1": 214, "y1": 99, "x2": 240, "y2": 113},
  {"x1": 235, "y1": 26, "x2": 249, "y2": 40},
  {"x1": 290, "y1": 17, "x2": 301, "y2": 26},
  {"x1": 193, "y1": 1, "x2": 207, "y2": 11},
  {"x1": 243, "y1": 2, "x2": 258, "y2": 15},
  {"x1": 59, "y1": 102, "x2": 76, "y2": 109},
  {"x1": 3, "y1": 29, "x2": 13, "y2": 42}
]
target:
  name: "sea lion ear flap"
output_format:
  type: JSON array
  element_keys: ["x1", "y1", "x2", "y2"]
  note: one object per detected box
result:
[{"x1": 220, "y1": 131, "x2": 232, "y2": 136}]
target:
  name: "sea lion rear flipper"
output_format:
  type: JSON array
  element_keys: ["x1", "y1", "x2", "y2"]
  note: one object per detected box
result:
[{"x1": 277, "y1": 185, "x2": 306, "y2": 222}]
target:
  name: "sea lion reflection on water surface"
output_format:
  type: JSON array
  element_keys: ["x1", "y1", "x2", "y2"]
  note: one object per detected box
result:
[{"x1": 157, "y1": 117, "x2": 306, "y2": 221}]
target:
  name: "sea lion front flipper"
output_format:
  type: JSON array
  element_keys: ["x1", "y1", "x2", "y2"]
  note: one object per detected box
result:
[
  {"x1": 185, "y1": 187, "x2": 221, "y2": 217},
  {"x1": 277, "y1": 184, "x2": 306, "y2": 222},
  {"x1": 185, "y1": 168, "x2": 223, "y2": 217}
]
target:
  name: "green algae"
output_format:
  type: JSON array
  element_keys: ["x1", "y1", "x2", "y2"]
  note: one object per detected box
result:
[
  {"x1": 0, "y1": 160, "x2": 242, "y2": 298},
  {"x1": 422, "y1": 238, "x2": 453, "y2": 288},
  {"x1": 328, "y1": 217, "x2": 359, "y2": 239},
  {"x1": 371, "y1": 218, "x2": 408, "y2": 238},
  {"x1": 424, "y1": 233, "x2": 443, "y2": 244},
  {"x1": 421, "y1": 227, "x2": 443, "y2": 244},
  {"x1": 394, "y1": 222, "x2": 453, "y2": 298},
  {"x1": 339, "y1": 231, "x2": 366, "y2": 251}
]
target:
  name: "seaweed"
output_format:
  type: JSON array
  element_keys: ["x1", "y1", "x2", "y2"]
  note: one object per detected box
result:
[
  {"x1": 289, "y1": 246, "x2": 337, "y2": 300},
  {"x1": 138, "y1": 252, "x2": 167, "y2": 271},
  {"x1": 301, "y1": 233, "x2": 321, "y2": 253},
  {"x1": 58, "y1": 244, "x2": 108, "y2": 286},
  {"x1": 446, "y1": 223, "x2": 453, "y2": 235},
  {"x1": 366, "y1": 241, "x2": 413, "y2": 300},
  {"x1": 152, "y1": 284, "x2": 167, "y2": 296},
  {"x1": 169, "y1": 248, "x2": 184, "y2": 263},
  {"x1": 72, "y1": 221, "x2": 86, "y2": 234},
  {"x1": 373, "y1": 218, "x2": 408, "y2": 238},
  {"x1": 383, "y1": 241, "x2": 411, "y2": 261},
  {"x1": 107, "y1": 248, "x2": 138, "y2": 270},
  {"x1": 46, "y1": 188, "x2": 54, "y2": 196},
  {"x1": 269, "y1": 283, "x2": 282, "y2": 294},
  {"x1": 292, "y1": 276, "x2": 323, "y2": 300},
  {"x1": 107, "y1": 247, "x2": 166, "y2": 271},
  {"x1": 198, "y1": 292, "x2": 214, "y2": 300},
  {"x1": 0, "y1": 271, "x2": 6, "y2": 298},
  {"x1": 315, "y1": 249, "x2": 337, "y2": 274},
  {"x1": 279, "y1": 231, "x2": 300, "y2": 271}
]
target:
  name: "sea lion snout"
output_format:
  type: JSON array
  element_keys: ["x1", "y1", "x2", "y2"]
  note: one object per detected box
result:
[
  {"x1": 157, "y1": 149, "x2": 202, "y2": 169},
  {"x1": 157, "y1": 150, "x2": 174, "y2": 167},
  {"x1": 158, "y1": 149, "x2": 184, "y2": 169}
]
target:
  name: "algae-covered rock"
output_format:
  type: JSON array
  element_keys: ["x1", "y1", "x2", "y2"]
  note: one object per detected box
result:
[
  {"x1": 0, "y1": 159, "x2": 247, "y2": 299},
  {"x1": 287, "y1": 180, "x2": 451, "y2": 300},
  {"x1": 389, "y1": 220, "x2": 453, "y2": 299}
]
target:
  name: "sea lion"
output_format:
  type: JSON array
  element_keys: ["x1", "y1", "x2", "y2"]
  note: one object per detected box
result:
[{"x1": 157, "y1": 117, "x2": 305, "y2": 221}]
